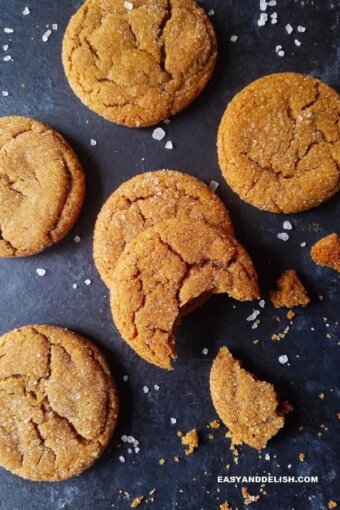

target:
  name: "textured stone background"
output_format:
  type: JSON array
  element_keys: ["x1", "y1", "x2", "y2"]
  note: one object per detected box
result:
[{"x1": 0, "y1": 0, "x2": 339, "y2": 508}]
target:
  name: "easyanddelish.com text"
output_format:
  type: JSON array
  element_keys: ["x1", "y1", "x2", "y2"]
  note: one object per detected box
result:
[{"x1": 217, "y1": 475, "x2": 318, "y2": 484}]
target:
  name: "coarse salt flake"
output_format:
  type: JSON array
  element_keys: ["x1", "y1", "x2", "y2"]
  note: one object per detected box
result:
[
  {"x1": 247, "y1": 310, "x2": 260, "y2": 321},
  {"x1": 4, "y1": 28, "x2": 14, "y2": 34},
  {"x1": 42, "y1": 29, "x2": 52, "y2": 42},
  {"x1": 143, "y1": 386, "x2": 149, "y2": 394},
  {"x1": 285, "y1": 24, "x2": 293, "y2": 34},
  {"x1": 23, "y1": 7, "x2": 30, "y2": 16},
  {"x1": 124, "y1": 1, "x2": 133, "y2": 10},
  {"x1": 84, "y1": 279, "x2": 92, "y2": 286},
  {"x1": 301, "y1": 242, "x2": 306, "y2": 247},
  {"x1": 165, "y1": 140, "x2": 173, "y2": 150},
  {"x1": 2, "y1": 91, "x2": 9, "y2": 97},
  {"x1": 170, "y1": 418, "x2": 177, "y2": 424},
  {"x1": 230, "y1": 35, "x2": 238, "y2": 42},
  {"x1": 208, "y1": 9, "x2": 215, "y2": 16},
  {"x1": 3, "y1": 45, "x2": 9, "y2": 51},
  {"x1": 283, "y1": 221, "x2": 292, "y2": 230},
  {"x1": 260, "y1": 0, "x2": 267, "y2": 11},
  {"x1": 278, "y1": 232, "x2": 289, "y2": 241},
  {"x1": 265, "y1": 453, "x2": 271, "y2": 460},
  {"x1": 279, "y1": 355, "x2": 289, "y2": 364},
  {"x1": 277, "y1": 50, "x2": 285, "y2": 57},
  {"x1": 268, "y1": 0, "x2": 277, "y2": 5},
  {"x1": 90, "y1": 139, "x2": 97, "y2": 146},
  {"x1": 154, "y1": 384, "x2": 159, "y2": 390},
  {"x1": 259, "y1": 299, "x2": 265, "y2": 308},
  {"x1": 72, "y1": 283, "x2": 78, "y2": 289},
  {"x1": 202, "y1": 348, "x2": 208, "y2": 355},
  {"x1": 152, "y1": 127, "x2": 166, "y2": 141},
  {"x1": 275, "y1": 45, "x2": 282, "y2": 52},
  {"x1": 257, "y1": 13, "x2": 268, "y2": 26},
  {"x1": 74, "y1": 235, "x2": 81, "y2": 243},
  {"x1": 52, "y1": 23, "x2": 58, "y2": 30},
  {"x1": 123, "y1": 375, "x2": 128, "y2": 382},
  {"x1": 209, "y1": 180, "x2": 219, "y2": 193},
  {"x1": 297, "y1": 25, "x2": 306, "y2": 32},
  {"x1": 3, "y1": 55, "x2": 12, "y2": 62},
  {"x1": 252, "y1": 322, "x2": 258, "y2": 329},
  {"x1": 295, "y1": 39, "x2": 301, "y2": 46},
  {"x1": 119, "y1": 455, "x2": 125, "y2": 463},
  {"x1": 36, "y1": 268, "x2": 46, "y2": 277}
]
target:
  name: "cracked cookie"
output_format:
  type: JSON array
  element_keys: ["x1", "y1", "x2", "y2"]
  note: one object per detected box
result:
[
  {"x1": 110, "y1": 218, "x2": 259, "y2": 369},
  {"x1": 62, "y1": 0, "x2": 217, "y2": 127},
  {"x1": 311, "y1": 233, "x2": 340, "y2": 272},
  {"x1": 210, "y1": 346, "x2": 290, "y2": 450},
  {"x1": 217, "y1": 73, "x2": 340, "y2": 213},
  {"x1": 0, "y1": 325, "x2": 119, "y2": 481},
  {"x1": 0, "y1": 116, "x2": 85, "y2": 257},
  {"x1": 270, "y1": 269, "x2": 310, "y2": 308},
  {"x1": 93, "y1": 170, "x2": 233, "y2": 286}
]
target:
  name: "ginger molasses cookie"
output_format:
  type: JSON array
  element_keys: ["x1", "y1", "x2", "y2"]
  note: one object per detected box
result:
[
  {"x1": 94, "y1": 170, "x2": 233, "y2": 286},
  {"x1": 210, "y1": 347, "x2": 291, "y2": 450},
  {"x1": 62, "y1": 0, "x2": 217, "y2": 127},
  {"x1": 0, "y1": 325, "x2": 119, "y2": 481},
  {"x1": 217, "y1": 73, "x2": 340, "y2": 213},
  {"x1": 110, "y1": 218, "x2": 259, "y2": 369},
  {"x1": 0, "y1": 116, "x2": 85, "y2": 257}
]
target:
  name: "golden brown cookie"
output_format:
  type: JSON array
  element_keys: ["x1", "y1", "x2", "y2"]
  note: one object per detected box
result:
[
  {"x1": 270, "y1": 270, "x2": 310, "y2": 308},
  {"x1": 210, "y1": 346, "x2": 290, "y2": 450},
  {"x1": 217, "y1": 73, "x2": 340, "y2": 213},
  {"x1": 0, "y1": 325, "x2": 119, "y2": 481},
  {"x1": 0, "y1": 116, "x2": 85, "y2": 257},
  {"x1": 94, "y1": 170, "x2": 233, "y2": 286},
  {"x1": 311, "y1": 233, "x2": 340, "y2": 272},
  {"x1": 62, "y1": 0, "x2": 217, "y2": 127},
  {"x1": 110, "y1": 218, "x2": 259, "y2": 369}
]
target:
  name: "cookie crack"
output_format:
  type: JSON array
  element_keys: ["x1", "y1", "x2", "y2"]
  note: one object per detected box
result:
[{"x1": 0, "y1": 225, "x2": 18, "y2": 255}]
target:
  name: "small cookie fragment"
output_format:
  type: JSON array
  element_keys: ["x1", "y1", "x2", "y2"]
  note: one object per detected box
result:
[
  {"x1": 328, "y1": 501, "x2": 337, "y2": 509},
  {"x1": 94, "y1": 170, "x2": 233, "y2": 286},
  {"x1": 111, "y1": 218, "x2": 259, "y2": 369},
  {"x1": 62, "y1": 0, "x2": 217, "y2": 127},
  {"x1": 241, "y1": 487, "x2": 261, "y2": 505},
  {"x1": 180, "y1": 429, "x2": 199, "y2": 455},
  {"x1": 0, "y1": 325, "x2": 119, "y2": 481},
  {"x1": 311, "y1": 233, "x2": 340, "y2": 272},
  {"x1": 220, "y1": 503, "x2": 233, "y2": 510},
  {"x1": 0, "y1": 116, "x2": 85, "y2": 257},
  {"x1": 270, "y1": 270, "x2": 310, "y2": 308},
  {"x1": 210, "y1": 347, "x2": 290, "y2": 449},
  {"x1": 130, "y1": 496, "x2": 144, "y2": 508}
]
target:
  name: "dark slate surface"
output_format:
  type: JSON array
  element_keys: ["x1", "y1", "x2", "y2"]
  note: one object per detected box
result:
[{"x1": 0, "y1": 1, "x2": 339, "y2": 509}]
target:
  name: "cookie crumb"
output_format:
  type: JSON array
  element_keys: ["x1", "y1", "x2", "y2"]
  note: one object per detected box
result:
[
  {"x1": 159, "y1": 458, "x2": 165, "y2": 465},
  {"x1": 241, "y1": 487, "x2": 261, "y2": 505},
  {"x1": 210, "y1": 420, "x2": 220, "y2": 429},
  {"x1": 130, "y1": 496, "x2": 143, "y2": 508},
  {"x1": 311, "y1": 234, "x2": 340, "y2": 272},
  {"x1": 319, "y1": 393, "x2": 325, "y2": 400},
  {"x1": 328, "y1": 501, "x2": 337, "y2": 509},
  {"x1": 298, "y1": 452, "x2": 305, "y2": 462},
  {"x1": 174, "y1": 456, "x2": 180, "y2": 462},
  {"x1": 270, "y1": 270, "x2": 310, "y2": 308},
  {"x1": 220, "y1": 503, "x2": 233, "y2": 510},
  {"x1": 180, "y1": 429, "x2": 199, "y2": 455}
]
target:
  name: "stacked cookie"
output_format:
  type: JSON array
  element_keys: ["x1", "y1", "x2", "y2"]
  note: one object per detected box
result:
[{"x1": 94, "y1": 170, "x2": 260, "y2": 369}]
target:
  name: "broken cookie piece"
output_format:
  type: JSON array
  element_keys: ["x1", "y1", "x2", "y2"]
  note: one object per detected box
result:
[
  {"x1": 311, "y1": 233, "x2": 340, "y2": 272},
  {"x1": 210, "y1": 347, "x2": 290, "y2": 450},
  {"x1": 180, "y1": 429, "x2": 199, "y2": 455},
  {"x1": 270, "y1": 270, "x2": 310, "y2": 308}
]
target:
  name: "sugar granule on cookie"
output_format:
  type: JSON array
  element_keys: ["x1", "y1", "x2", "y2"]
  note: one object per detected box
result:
[
  {"x1": 180, "y1": 429, "x2": 199, "y2": 455},
  {"x1": 217, "y1": 73, "x2": 340, "y2": 213},
  {"x1": 311, "y1": 233, "x2": 340, "y2": 272},
  {"x1": 0, "y1": 325, "x2": 119, "y2": 481},
  {"x1": 94, "y1": 170, "x2": 233, "y2": 287},
  {"x1": 110, "y1": 218, "x2": 259, "y2": 369},
  {"x1": 62, "y1": 0, "x2": 217, "y2": 127},
  {"x1": 210, "y1": 347, "x2": 291, "y2": 450},
  {"x1": 270, "y1": 270, "x2": 310, "y2": 308}
]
